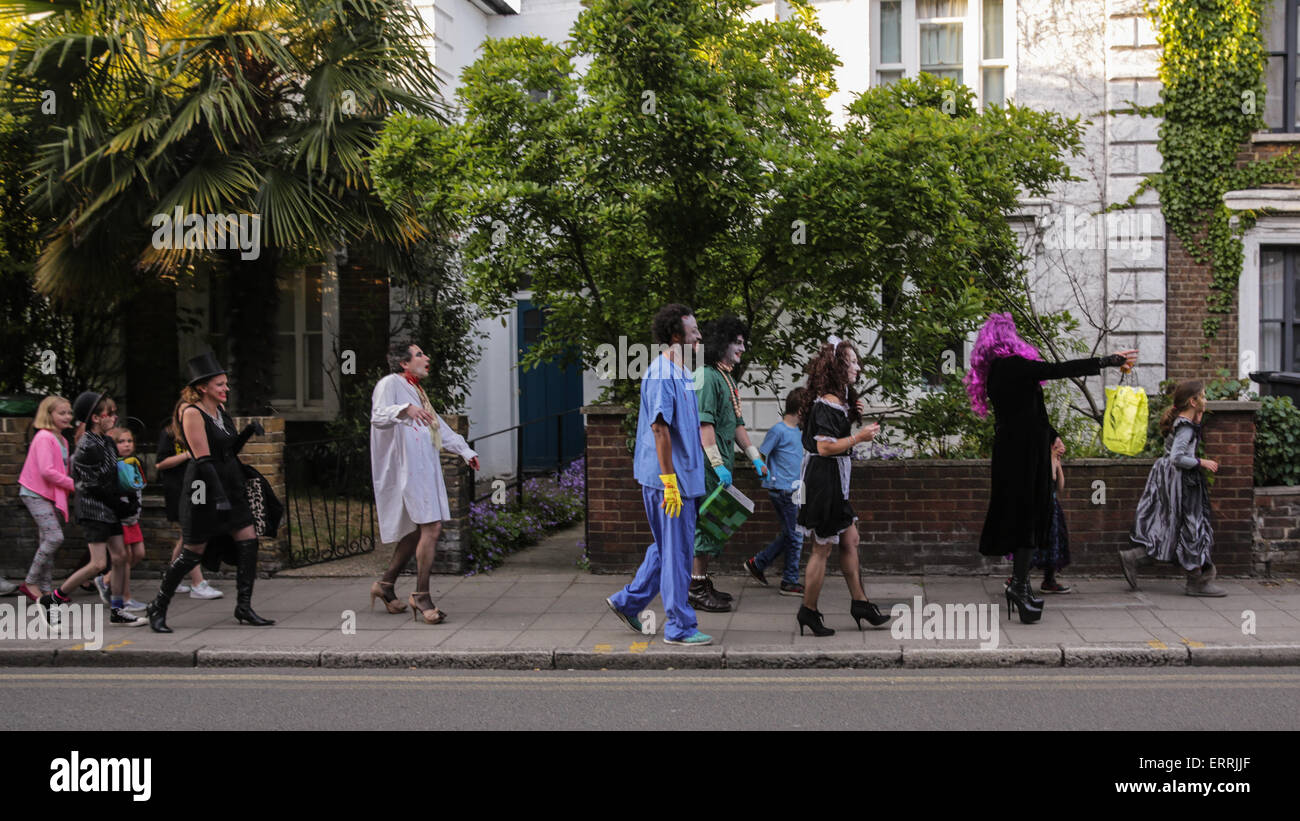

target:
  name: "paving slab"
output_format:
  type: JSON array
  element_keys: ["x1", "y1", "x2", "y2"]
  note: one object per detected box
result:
[{"x1": 4, "y1": 573, "x2": 1296, "y2": 670}]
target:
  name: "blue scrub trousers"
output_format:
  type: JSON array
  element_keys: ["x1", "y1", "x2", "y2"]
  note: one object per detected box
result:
[{"x1": 608, "y1": 486, "x2": 700, "y2": 641}]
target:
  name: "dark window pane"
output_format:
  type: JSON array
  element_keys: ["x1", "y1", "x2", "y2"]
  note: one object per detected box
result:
[
  {"x1": 1263, "y1": 249, "x2": 1285, "y2": 319},
  {"x1": 1268, "y1": 0, "x2": 1287, "y2": 51},
  {"x1": 1262, "y1": 323, "x2": 1282, "y2": 371},
  {"x1": 523, "y1": 308, "x2": 542, "y2": 345},
  {"x1": 307, "y1": 332, "x2": 323, "y2": 401},
  {"x1": 306, "y1": 268, "x2": 322, "y2": 332},
  {"x1": 275, "y1": 334, "x2": 296, "y2": 401}
]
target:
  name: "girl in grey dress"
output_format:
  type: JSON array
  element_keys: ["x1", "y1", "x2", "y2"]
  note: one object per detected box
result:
[{"x1": 1121, "y1": 380, "x2": 1225, "y2": 596}]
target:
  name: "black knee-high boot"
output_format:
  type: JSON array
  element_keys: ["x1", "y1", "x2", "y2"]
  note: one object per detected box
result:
[
  {"x1": 148, "y1": 548, "x2": 203, "y2": 633},
  {"x1": 234, "y1": 538, "x2": 275, "y2": 626},
  {"x1": 1012, "y1": 549, "x2": 1044, "y2": 608}
]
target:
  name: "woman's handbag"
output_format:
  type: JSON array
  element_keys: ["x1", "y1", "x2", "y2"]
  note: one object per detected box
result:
[{"x1": 1103, "y1": 370, "x2": 1148, "y2": 456}]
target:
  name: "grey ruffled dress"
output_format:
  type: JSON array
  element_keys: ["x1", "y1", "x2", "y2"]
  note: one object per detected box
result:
[{"x1": 1129, "y1": 417, "x2": 1213, "y2": 570}]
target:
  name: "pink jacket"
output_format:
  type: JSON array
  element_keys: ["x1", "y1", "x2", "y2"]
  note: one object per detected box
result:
[{"x1": 18, "y1": 429, "x2": 74, "y2": 521}]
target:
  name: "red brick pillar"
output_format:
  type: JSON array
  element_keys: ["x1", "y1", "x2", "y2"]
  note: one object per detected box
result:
[
  {"x1": 580, "y1": 405, "x2": 650, "y2": 573},
  {"x1": 434, "y1": 413, "x2": 470, "y2": 574},
  {"x1": 1202, "y1": 400, "x2": 1259, "y2": 573}
]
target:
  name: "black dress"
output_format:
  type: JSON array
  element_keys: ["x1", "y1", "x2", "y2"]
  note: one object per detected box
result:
[
  {"x1": 178, "y1": 404, "x2": 253, "y2": 544},
  {"x1": 796, "y1": 397, "x2": 857, "y2": 544},
  {"x1": 979, "y1": 355, "x2": 1107, "y2": 556},
  {"x1": 157, "y1": 428, "x2": 186, "y2": 523}
]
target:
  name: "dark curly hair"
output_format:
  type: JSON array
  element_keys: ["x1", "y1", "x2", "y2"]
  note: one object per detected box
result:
[
  {"x1": 803, "y1": 340, "x2": 861, "y2": 424},
  {"x1": 701, "y1": 315, "x2": 748, "y2": 368},
  {"x1": 651, "y1": 304, "x2": 694, "y2": 345}
]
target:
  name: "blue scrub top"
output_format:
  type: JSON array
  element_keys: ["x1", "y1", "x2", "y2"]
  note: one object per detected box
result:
[{"x1": 634, "y1": 354, "x2": 706, "y2": 499}]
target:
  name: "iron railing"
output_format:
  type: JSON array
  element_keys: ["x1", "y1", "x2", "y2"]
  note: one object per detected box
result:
[
  {"x1": 468, "y1": 407, "x2": 583, "y2": 504},
  {"x1": 282, "y1": 437, "x2": 377, "y2": 567}
]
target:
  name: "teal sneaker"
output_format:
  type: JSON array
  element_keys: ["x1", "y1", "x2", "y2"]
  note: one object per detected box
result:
[
  {"x1": 605, "y1": 597, "x2": 642, "y2": 634},
  {"x1": 663, "y1": 630, "x2": 712, "y2": 646}
]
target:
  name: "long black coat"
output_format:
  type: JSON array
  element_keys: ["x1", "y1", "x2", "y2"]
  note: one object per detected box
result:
[{"x1": 978, "y1": 355, "x2": 1108, "y2": 556}]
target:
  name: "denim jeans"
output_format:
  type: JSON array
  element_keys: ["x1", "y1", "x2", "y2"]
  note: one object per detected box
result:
[{"x1": 753, "y1": 489, "x2": 803, "y2": 585}]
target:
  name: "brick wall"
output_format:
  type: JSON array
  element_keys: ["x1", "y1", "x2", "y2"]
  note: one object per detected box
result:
[
  {"x1": 583, "y1": 401, "x2": 1261, "y2": 576},
  {"x1": 2, "y1": 415, "x2": 283, "y2": 579},
  {"x1": 1166, "y1": 230, "x2": 1240, "y2": 381},
  {"x1": 1253, "y1": 486, "x2": 1300, "y2": 575}
]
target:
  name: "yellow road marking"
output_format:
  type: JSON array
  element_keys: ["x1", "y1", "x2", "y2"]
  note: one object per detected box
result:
[
  {"x1": 629, "y1": 642, "x2": 648, "y2": 653},
  {"x1": 593, "y1": 644, "x2": 612, "y2": 653},
  {"x1": 1181, "y1": 638, "x2": 1206, "y2": 648},
  {"x1": 104, "y1": 640, "x2": 134, "y2": 651},
  {"x1": 1146, "y1": 640, "x2": 1167, "y2": 649}
]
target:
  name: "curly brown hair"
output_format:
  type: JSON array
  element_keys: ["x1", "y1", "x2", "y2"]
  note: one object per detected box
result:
[{"x1": 802, "y1": 340, "x2": 861, "y2": 424}]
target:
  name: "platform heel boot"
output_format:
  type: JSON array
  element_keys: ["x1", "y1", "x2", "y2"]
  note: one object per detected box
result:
[
  {"x1": 233, "y1": 538, "x2": 275, "y2": 626},
  {"x1": 1004, "y1": 575, "x2": 1044, "y2": 624}
]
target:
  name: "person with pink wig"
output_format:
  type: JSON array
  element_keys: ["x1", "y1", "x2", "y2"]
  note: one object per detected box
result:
[{"x1": 964, "y1": 313, "x2": 1136, "y2": 623}]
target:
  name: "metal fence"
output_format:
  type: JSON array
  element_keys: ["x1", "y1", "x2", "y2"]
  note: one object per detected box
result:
[
  {"x1": 282, "y1": 437, "x2": 377, "y2": 568},
  {"x1": 468, "y1": 407, "x2": 583, "y2": 504}
]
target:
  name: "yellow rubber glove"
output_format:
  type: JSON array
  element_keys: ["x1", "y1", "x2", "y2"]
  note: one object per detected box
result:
[{"x1": 659, "y1": 473, "x2": 683, "y2": 518}]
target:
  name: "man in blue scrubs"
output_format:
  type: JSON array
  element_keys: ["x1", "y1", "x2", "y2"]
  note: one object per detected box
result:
[{"x1": 606, "y1": 304, "x2": 713, "y2": 645}]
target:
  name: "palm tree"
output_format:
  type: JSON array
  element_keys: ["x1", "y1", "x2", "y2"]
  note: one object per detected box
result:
[{"x1": 1, "y1": 0, "x2": 445, "y2": 411}]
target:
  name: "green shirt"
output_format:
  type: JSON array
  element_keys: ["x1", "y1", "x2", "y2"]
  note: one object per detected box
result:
[{"x1": 695, "y1": 365, "x2": 745, "y2": 470}]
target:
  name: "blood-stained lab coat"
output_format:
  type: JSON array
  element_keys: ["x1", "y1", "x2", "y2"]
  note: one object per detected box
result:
[{"x1": 370, "y1": 374, "x2": 477, "y2": 544}]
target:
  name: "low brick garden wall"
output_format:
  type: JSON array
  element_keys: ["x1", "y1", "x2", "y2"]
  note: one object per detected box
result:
[
  {"x1": 1, "y1": 415, "x2": 283, "y2": 578},
  {"x1": 582, "y1": 401, "x2": 1267, "y2": 577}
]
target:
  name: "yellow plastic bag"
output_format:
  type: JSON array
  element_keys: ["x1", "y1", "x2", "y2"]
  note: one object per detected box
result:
[{"x1": 1103, "y1": 377, "x2": 1148, "y2": 456}]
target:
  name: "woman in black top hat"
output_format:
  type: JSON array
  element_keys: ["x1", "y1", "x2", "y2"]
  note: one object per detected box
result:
[{"x1": 147, "y1": 352, "x2": 273, "y2": 632}]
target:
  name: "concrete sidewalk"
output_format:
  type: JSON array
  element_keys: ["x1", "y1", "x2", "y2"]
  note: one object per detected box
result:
[{"x1": 2, "y1": 568, "x2": 1298, "y2": 668}]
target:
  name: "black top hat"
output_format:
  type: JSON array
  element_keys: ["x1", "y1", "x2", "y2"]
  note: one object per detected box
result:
[
  {"x1": 186, "y1": 351, "x2": 227, "y2": 387},
  {"x1": 71, "y1": 390, "x2": 108, "y2": 426}
]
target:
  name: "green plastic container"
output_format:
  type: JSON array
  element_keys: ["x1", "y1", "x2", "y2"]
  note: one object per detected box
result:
[{"x1": 696, "y1": 483, "x2": 755, "y2": 543}]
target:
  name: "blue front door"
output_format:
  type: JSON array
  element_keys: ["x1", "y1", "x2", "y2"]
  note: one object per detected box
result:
[{"x1": 517, "y1": 300, "x2": 584, "y2": 471}]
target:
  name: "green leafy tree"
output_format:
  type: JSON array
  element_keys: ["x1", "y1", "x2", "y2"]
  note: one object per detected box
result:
[{"x1": 373, "y1": 0, "x2": 1085, "y2": 417}]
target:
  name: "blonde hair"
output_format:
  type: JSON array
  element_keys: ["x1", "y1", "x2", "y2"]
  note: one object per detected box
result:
[{"x1": 33, "y1": 395, "x2": 70, "y2": 432}]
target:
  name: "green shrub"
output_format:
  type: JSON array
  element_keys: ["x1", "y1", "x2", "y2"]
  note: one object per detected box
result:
[{"x1": 1255, "y1": 395, "x2": 1300, "y2": 487}]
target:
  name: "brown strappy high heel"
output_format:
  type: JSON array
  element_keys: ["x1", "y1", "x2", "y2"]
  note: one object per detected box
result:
[
  {"x1": 370, "y1": 581, "x2": 408, "y2": 614},
  {"x1": 408, "y1": 592, "x2": 445, "y2": 624}
]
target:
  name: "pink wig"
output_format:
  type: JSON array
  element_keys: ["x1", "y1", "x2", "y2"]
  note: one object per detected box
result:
[{"x1": 963, "y1": 312, "x2": 1043, "y2": 418}]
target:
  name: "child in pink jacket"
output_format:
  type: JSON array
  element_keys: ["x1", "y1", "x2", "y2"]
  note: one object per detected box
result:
[{"x1": 17, "y1": 396, "x2": 76, "y2": 601}]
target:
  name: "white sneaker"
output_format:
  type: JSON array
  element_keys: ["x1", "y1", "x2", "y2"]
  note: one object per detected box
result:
[
  {"x1": 175, "y1": 582, "x2": 192, "y2": 594},
  {"x1": 0, "y1": 579, "x2": 17, "y2": 595},
  {"x1": 189, "y1": 580, "x2": 224, "y2": 599},
  {"x1": 123, "y1": 599, "x2": 148, "y2": 611}
]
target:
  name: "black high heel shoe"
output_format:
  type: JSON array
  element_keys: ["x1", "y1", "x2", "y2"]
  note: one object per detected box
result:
[
  {"x1": 797, "y1": 605, "x2": 835, "y2": 636},
  {"x1": 850, "y1": 599, "x2": 891, "y2": 629},
  {"x1": 1005, "y1": 578, "x2": 1043, "y2": 624},
  {"x1": 1004, "y1": 576, "x2": 1044, "y2": 609}
]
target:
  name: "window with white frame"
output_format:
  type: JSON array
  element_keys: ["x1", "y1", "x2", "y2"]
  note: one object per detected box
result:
[
  {"x1": 206, "y1": 267, "x2": 326, "y2": 412},
  {"x1": 873, "y1": 0, "x2": 1012, "y2": 107},
  {"x1": 1260, "y1": 247, "x2": 1300, "y2": 371}
]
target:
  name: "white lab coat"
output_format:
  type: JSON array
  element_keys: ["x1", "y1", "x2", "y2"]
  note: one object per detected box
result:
[{"x1": 370, "y1": 374, "x2": 477, "y2": 544}]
